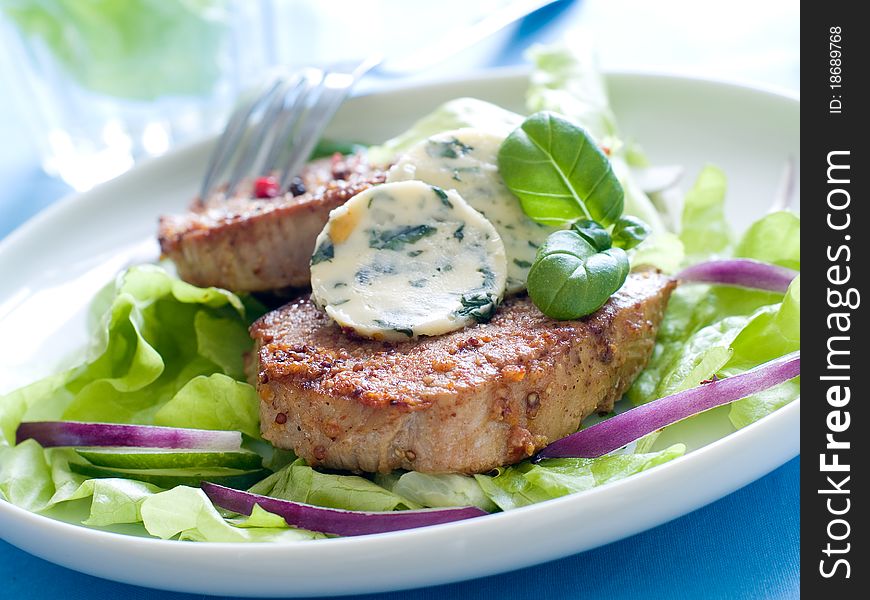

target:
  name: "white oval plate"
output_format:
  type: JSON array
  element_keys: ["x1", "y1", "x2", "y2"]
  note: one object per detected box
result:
[{"x1": 0, "y1": 70, "x2": 799, "y2": 597}]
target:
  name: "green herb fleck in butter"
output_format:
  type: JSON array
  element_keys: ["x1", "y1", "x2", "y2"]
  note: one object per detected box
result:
[{"x1": 310, "y1": 180, "x2": 508, "y2": 341}]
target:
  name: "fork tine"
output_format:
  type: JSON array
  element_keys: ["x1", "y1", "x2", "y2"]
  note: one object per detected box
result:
[
  {"x1": 260, "y1": 68, "x2": 324, "y2": 177},
  {"x1": 225, "y1": 74, "x2": 303, "y2": 197},
  {"x1": 203, "y1": 57, "x2": 379, "y2": 200},
  {"x1": 277, "y1": 57, "x2": 380, "y2": 190},
  {"x1": 276, "y1": 73, "x2": 347, "y2": 190},
  {"x1": 199, "y1": 76, "x2": 284, "y2": 200}
]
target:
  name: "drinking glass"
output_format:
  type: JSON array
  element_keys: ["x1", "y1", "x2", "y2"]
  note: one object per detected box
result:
[{"x1": 0, "y1": 0, "x2": 274, "y2": 190}]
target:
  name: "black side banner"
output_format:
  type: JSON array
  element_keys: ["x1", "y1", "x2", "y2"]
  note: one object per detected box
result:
[{"x1": 803, "y1": 3, "x2": 867, "y2": 596}]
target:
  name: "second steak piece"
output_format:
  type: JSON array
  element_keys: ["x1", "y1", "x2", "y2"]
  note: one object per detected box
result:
[
  {"x1": 158, "y1": 154, "x2": 386, "y2": 292},
  {"x1": 251, "y1": 270, "x2": 676, "y2": 474}
]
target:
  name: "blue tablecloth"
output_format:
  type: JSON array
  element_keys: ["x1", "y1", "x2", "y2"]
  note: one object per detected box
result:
[{"x1": 0, "y1": 2, "x2": 799, "y2": 598}]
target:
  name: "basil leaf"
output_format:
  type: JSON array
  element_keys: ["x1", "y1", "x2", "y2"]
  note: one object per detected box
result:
[
  {"x1": 571, "y1": 219, "x2": 611, "y2": 251},
  {"x1": 527, "y1": 230, "x2": 630, "y2": 320},
  {"x1": 611, "y1": 215, "x2": 651, "y2": 250},
  {"x1": 497, "y1": 111, "x2": 624, "y2": 226}
]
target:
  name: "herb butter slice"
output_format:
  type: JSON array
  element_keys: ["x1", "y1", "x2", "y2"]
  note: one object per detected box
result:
[
  {"x1": 310, "y1": 180, "x2": 507, "y2": 341},
  {"x1": 387, "y1": 128, "x2": 556, "y2": 293}
]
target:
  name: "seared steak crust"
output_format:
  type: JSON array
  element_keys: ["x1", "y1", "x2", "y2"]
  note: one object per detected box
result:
[
  {"x1": 251, "y1": 270, "x2": 675, "y2": 473},
  {"x1": 159, "y1": 154, "x2": 385, "y2": 292}
]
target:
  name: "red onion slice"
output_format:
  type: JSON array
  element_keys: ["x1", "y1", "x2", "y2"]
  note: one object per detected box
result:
[
  {"x1": 536, "y1": 351, "x2": 800, "y2": 460},
  {"x1": 201, "y1": 482, "x2": 488, "y2": 536},
  {"x1": 677, "y1": 258, "x2": 798, "y2": 293},
  {"x1": 15, "y1": 421, "x2": 242, "y2": 451}
]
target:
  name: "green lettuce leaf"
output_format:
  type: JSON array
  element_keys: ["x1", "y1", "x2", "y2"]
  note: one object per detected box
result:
[
  {"x1": 31, "y1": 449, "x2": 320, "y2": 539},
  {"x1": 627, "y1": 283, "x2": 730, "y2": 405},
  {"x1": 728, "y1": 379, "x2": 800, "y2": 430},
  {"x1": 525, "y1": 41, "x2": 617, "y2": 143},
  {"x1": 367, "y1": 97, "x2": 522, "y2": 164},
  {"x1": 0, "y1": 371, "x2": 70, "y2": 452},
  {"x1": 630, "y1": 198, "x2": 800, "y2": 411},
  {"x1": 390, "y1": 472, "x2": 497, "y2": 512},
  {"x1": 62, "y1": 478, "x2": 161, "y2": 527},
  {"x1": 680, "y1": 165, "x2": 731, "y2": 260},
  {"x1": 525, "y1": 40, "x2": 667, "y2": 233},
  {"x1": 524, "y1": 444, "x2": 686, "y2": 497},
  {"x1": 193, "y1": 311, "x2": 252, "y2": 380},
  {"x1": 474, "y1": 445, "x2": 685, "y2": 511},
  {"x1": 614, "y1": 159, "x2": 670, "y2": 234},
  {"x1": 631, "y1": 314, "x2": 751, "y2": 406},
  {"x1": 6, "y1": 443, "x2": 159, "y2": 527},
  {"x1": 735, "y1": 210, "x2": 801, "y2": 270},
  {"x1": 16, "y1": 445, "x2": 317, "y2": 539},
  {"x1": 629, "y1": 231, "x2": 685, "y2": 273},
  {"x1": 140, "y1": 485, "x2": 322, "y2": 542},
  {"x1": 46, "y1": 448, "x2": 89, "y2": 505},
  {"x1": 154, "y1": 373, "x2": 260, "y2": 439},
  {"x1": 0, "y1": 265, "x2": 254, "y2": 448},
  {"x1": 688, "y1": 209, "x2": 800, "y2": 322},
  {"x1": 724, "y1": 276, "x2": 800, "y2": 427},
  {"x1": 626, "y1": 290, "x2": 795, "y2": 408},
  {"x1": 249, "y1": 460, "x2": 421, "y2": 511},
  {"x1": 726, "y1": 277, "x2": 800, "y2": 372},
  {"x1": 474, "y1": 464, "x2": 551, "y2": 511},
  {"x1": 0, "y1": 266, "x2": 266, "y2": 530},
  {"x1": 228, "y1": 504, "x2": 291, "y2": 529},
  {"x1": 0, "y1": 439, "x2": 54, "y2": 512},
  {"x1": 628, "y1": 276, "x2": 800, "y2": 429}
]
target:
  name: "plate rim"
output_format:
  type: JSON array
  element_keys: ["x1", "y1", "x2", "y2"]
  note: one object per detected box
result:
[
  {"x1": 0, "y1": 67, "x2": 799, "y2": 256},
  {"x1": 0, "y1": 68, "x2": 800, "y2": 596}
]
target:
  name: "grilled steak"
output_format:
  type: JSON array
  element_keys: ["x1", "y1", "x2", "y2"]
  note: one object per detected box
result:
[
  {"x1": 251, "y1": 270, "x2": 676, "y2": 474},
  {"x1": 159, "y1": 154, "x2": 386, "y2": 292}
]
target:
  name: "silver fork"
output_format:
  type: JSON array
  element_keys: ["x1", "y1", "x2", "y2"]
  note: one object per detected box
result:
[
  {"x1": 200, "y1": 0, "x2": 560, "y2": 200},
  {"x1": 199, "y1": 55, "x2": 381, "y2": 200}
]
